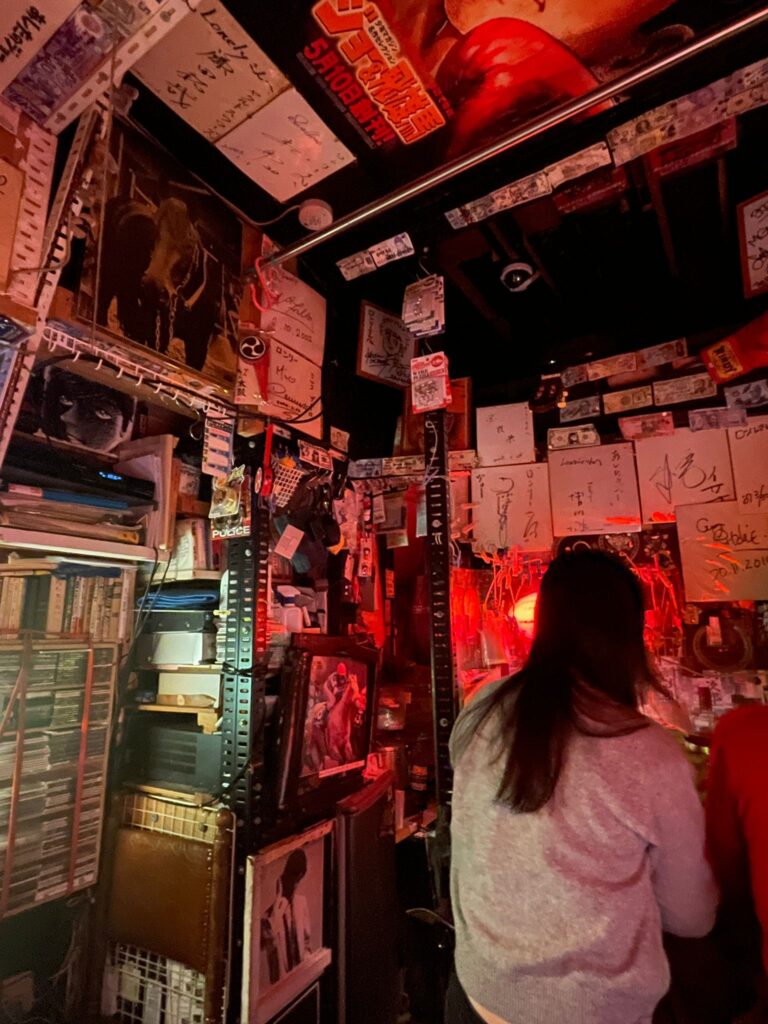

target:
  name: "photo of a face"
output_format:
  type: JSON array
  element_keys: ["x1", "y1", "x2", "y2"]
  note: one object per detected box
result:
[
  {"x1": 301, "y1": 657, "x2": 368, "y2": 779},
  {"x1": 38, "y1": 366, "x2": 137, "y2": 453}
]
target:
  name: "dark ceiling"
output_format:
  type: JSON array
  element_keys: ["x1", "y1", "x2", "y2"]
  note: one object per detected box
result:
[{"x1": 106, "y1": 1, "x2": 768, "y2": 455}]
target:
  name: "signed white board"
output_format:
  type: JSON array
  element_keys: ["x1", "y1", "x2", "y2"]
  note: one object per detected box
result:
[
  {"x1": 677, "y1": 501, "x2": 768, "y2": 602},
  {"x1": 476, "y1": 403, "x2": 534, "y2": 467},
  {"x1": 548, "y1": 443, "x2": 641, "y2": 535},
  {"x1": 633, "y1": 428, "x2": 735, "y2": 525},
  {"x1": 728, "y1": 416, "x2": 768, "y2": 512},
  {"x1": 471, "y1": 464, "x2": 552, "y2": 552},
  {"x1": 216, "y1": 88, "x2": 355, "y2": 201},
  {"x1": 738, "y1": 189, "x2": 768, "y2": 298},
  {"x1": 357, "y1": 302, "x2": 415, "y2": 389},
  {"x1": 259, "y1": 262, "x2": 326, "y2": 368},
  {"x1": 235, "y1": 337, "x2": 322, "y2": 439},
  {"x1": 133, "y1": 1, "x2": 288, "y2": 143}
]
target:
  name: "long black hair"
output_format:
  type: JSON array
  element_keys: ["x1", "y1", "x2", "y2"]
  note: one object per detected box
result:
[{"x1": 476, "y1": 549, "x2": 661, "y2": 813}]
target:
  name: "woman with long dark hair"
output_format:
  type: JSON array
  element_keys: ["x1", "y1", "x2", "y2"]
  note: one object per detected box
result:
[{"x1": 448, "y1": 550, "x2": 717, "y2": 1024}]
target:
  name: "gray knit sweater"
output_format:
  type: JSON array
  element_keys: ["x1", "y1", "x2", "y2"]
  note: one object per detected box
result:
[{"x1": 450, "y1": 686, "x2": 718, "y2": 1024}]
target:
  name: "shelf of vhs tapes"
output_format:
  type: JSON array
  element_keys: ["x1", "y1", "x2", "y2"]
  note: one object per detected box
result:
[{"x1": 0, "y1": 638, "x2": 118, "y2": 917}]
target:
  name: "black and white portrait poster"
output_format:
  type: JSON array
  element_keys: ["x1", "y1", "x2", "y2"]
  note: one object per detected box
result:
[
  {"x1": 243, "y1": 822, "x2": 332, "y2": 1024},
  {"x1": 18, "y1": 363, "x2": 138, "y2": 453},
  {"x1": 76, "y1": 119, "x2": 242, "y2": 382},
  {"x1": 301, "y1": 656, "x2": 369, "y2": 780}
]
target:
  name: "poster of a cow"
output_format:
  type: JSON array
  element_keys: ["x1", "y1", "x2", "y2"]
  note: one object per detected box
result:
[{"x1": 76, "y1": 119, "x2": 243, "y2": 383}]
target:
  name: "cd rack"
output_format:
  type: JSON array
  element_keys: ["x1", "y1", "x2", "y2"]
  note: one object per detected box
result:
[{"x1": 0, "y1": 637, "x2": 118, "y2": 917}]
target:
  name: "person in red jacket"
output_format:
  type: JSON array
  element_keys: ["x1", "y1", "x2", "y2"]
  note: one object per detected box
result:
[{"x1": 706, "y1": 703, "x2": 768, "y2": 1019}]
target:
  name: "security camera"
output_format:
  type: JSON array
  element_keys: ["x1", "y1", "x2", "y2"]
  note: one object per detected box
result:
[{"x1": 500, "y1": 261, "x2": 539, "y2": 293}]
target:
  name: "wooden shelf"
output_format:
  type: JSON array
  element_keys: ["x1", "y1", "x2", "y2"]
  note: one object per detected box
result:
[
  {"x1": 137, "y1": 704, "x2": 219, "y2": 734},
  {"x1": 0, "y1": 527, "x2": 155, "y2": 563}
]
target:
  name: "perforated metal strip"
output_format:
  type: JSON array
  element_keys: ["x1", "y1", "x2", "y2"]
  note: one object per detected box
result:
[{"x1": 424, "y1": 411, "x2": 458, "y2": 810}]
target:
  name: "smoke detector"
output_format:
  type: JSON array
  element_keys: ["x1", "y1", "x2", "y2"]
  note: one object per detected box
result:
[{"x1": 298, "y1": 199, "x2": 333, "y2": 231}]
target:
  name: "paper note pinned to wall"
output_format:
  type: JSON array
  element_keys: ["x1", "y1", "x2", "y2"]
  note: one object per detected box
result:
[
  {"x1": 236, "y1": 337, "x2": 322, "y2": 440},
  {"x1": 216, "y1": 88, "x2": 355, "y2": 201},
  {"x1": 476, "y1": 403, "x2": 534, "y2": 467},
  {"x1": 548, "y1": 443, "x2": 641, "y2": 536},
  {"x1": 133, "y1": 0, "x2": 289, "y2": 143},
  {"x1": 633, "y1": 428, "x2": 735, "y2": 525},
  {"x1": 677, "y1": 501, "x2": 768, "y2": 602},
  {"x1": 728, "y1": 415, "x2": 768, "y2": 512},
  {"x1": 738, "y1": 189, "x2": 768, "y2": 298},
  {"x1": 471, "y1": 463, "x2": 553, "y2": 553}
]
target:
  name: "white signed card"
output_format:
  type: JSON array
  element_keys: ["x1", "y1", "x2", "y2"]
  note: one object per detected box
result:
[
  {"x1": 476, "y1": 403, "x2": 534, "y2": 467},
  {"x1": 217, "y1": 88, "x2": 356, "y2": 201},
  {"x1": 548, "y1": 443, "x2": 642, "y2": 536},
  {"x1": 677, "y1": 502, "x2": 768, "y2": 602},
  {"x1": 633, "y1": 428, "x2": 735, "y2": 525},
  {"x1": 471, "y1": 464, "x2": 553, "y2": 553},
  {"x1": 133, "y1": 0, "x2": 289, "y2": 143}
]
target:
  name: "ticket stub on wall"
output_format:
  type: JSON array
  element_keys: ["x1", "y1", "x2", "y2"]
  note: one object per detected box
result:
[{"x1": 410, "y1": 353, "x2": 451, "y2": 414}]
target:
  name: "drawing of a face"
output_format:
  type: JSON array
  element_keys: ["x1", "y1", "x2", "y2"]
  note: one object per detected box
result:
[
  {"x1": 382, "y1": 322, "x2": 406, "y2": 357},
  {"x1": 40, "y1": 367, "x2": 137, "y2": 452}
]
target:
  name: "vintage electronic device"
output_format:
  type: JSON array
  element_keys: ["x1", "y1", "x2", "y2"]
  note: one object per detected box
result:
[
  {"x1": 3, "y1": 437, "x2": 155, "y2": 505},
  {"x1": 123, "y1": 720, "x2": 221, "y2": 793},
  {"x1": 144, "y1": 610, "x2": 216, "y2": 633},
  {"x1": 135, "y1": 632, "x2": 217, "y2": 668}
]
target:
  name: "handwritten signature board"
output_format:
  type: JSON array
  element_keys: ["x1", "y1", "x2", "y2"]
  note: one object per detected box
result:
[
  {"x1": 471, "y1": 464, "x2": 552, "y2": 553},
  {"x1": 728, "y1": 416, "x2": 768, "y2": 512},
  {"x1": 357, "y1": 302, "x2": 416, "y2": 389},
  {"x1": 548, "y1": 444, "x2": 641, "y2": 535},
  {"x1": 259, "y1": 262, "x2": 326, "y2": 369},
  {"x1": 133, "y1": 0, "x2": 289, "y2": 143},
  {"x1": 737, "y1": 189, "x2": 768, "y2": 298},
  {"x1": 217, "y1": 88, "x2": 355, "y2": 201},
  {"x1": 677, "y1": 501, "x2": 768, "y2": 601},
  {"x1": 633, "y1": 428, "x2": 735, "y2": 525},
  {"x1": 235, "y1": 337, "x2": 322, "y2": 440},
  {"x1": 476, "y1": 403, "x2": 535, "y2": 467}
]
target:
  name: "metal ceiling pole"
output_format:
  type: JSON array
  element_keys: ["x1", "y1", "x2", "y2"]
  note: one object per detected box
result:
[{"x1": 267, "y1": 6, "x2": 768, "y2": 267}]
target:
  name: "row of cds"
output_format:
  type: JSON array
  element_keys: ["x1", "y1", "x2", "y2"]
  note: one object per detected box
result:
[{"x1": 0, "y1": 642, "x2": 117, "y2": 916}]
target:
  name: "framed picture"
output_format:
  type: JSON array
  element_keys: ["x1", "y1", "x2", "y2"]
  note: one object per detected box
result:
[
  {"x1": 74, "y1": 118, "x2": 243, "y2": 383},
  {"x1": 356, "y1": 302, "x2": 415, "y2": 390},
  {"x1": 18, "y1": 362, "x2": 138, "y2": 453},
  {"x1": 270, "y1": 981, "x2": 320, "y2": 1024},
  {"x1": 243, "y1": 822, "x2": 333, "y2": 1024},
  {"x1": 276, "y1": 637, "x2": 378, "y2": 812}
]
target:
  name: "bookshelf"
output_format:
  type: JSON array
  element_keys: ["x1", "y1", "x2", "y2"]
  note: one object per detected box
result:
[
  {"x1": 0, "y1": 639, "x2": 118, "y2": 917},
  {"x1": 0, "y1": 528, "x2": 155, "y2": 563}
]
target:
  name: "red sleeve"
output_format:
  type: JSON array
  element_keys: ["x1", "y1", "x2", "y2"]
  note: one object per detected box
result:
[{"x1": 705, "y1": 733, "x2": 749, "y2": 907}]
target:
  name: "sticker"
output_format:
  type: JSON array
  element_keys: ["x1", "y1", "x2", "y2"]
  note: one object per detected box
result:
[
  {"x1": 640, "y1": 338, "x2": 688, "y2": 367},
  {"x1": 546, "y1": 143, "x2": 613, "y2": 189},
  {"x1": 603, "y1": 385, "x2": 654, "y2": 415},
  {"x1": 330, "y1": 426, "x2": 349, "y2": 452},
  {"x1": 619, "y1": 411, "x2": 675, "y2": 440},
  {"x1": 561, "y1": 364, "x2": 589, "y2": 388},
  {"x1": 381, "y1": 455, "x2": 425, "y2": 476},
  {"x1": 410, "y1": 352, "x2": 452, "y2": 414},
  {"x1": 444, "y1": 208, "x2": 469, "y2": 230},
  {"x1": 385, "y1": 569, "x2": 395, "y2": 598},
  {"x1": 372, "y1": 492, "x2": 386, "y2": 525},
  {"x1": 274, "y1": 523, "x2": 305, "y2": 559},
  {"x1": 491, "y1": 171, "x2": 552, "y2": 212},
  {"x1": 358, "y1": 532, "x2": 374, "y2": 577},
  {"x1": 368, "y1": 232, "x2": 414, "y2": 267},
  {"x1": 689, "y1": 407, "x2": 748, "y2": 431},
  {"x1": 337, "y1": 251, "x2": 376, "y2": 280},
  {"x1": 548, "y1": 425, "x2": 600, "y2": 450},
  {"x1": 559, "y1": 395, "x2": 601, "y2": 423},
  {"x1": 348, "y1": 458, "x2": 383, "y2": 479},
  {"x1": 725, "y1": 379, "x2": 768, "y2": 408},
  {"x1": 299, "y1": 440, "x2": 332, "y2": 471},
  {"x1": 586, "y1": 352, "x2": 638, "y2": 381},
  {"x1": 653, "y1": 373, "x2": 718, "y2": 406},
  {"x1": 202, "y1": 415, "x2": 235, "y2": 477}
]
